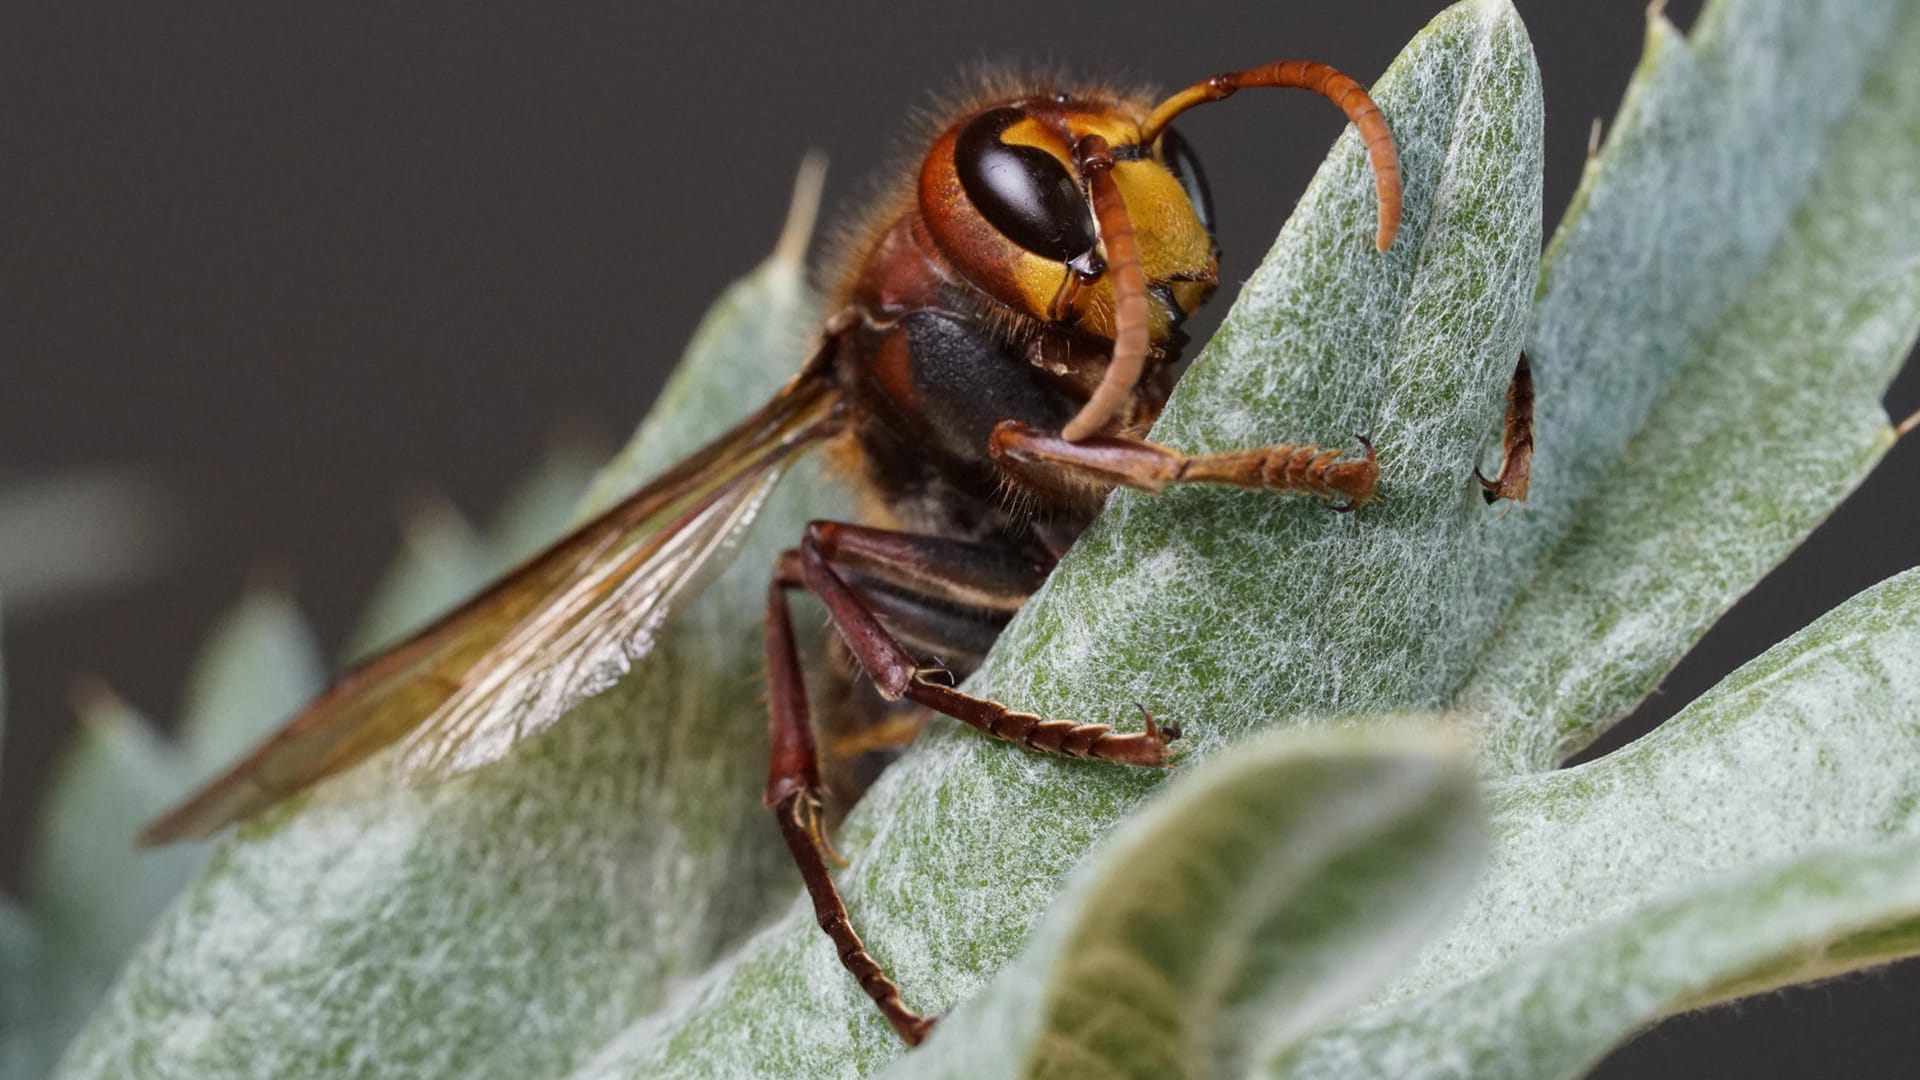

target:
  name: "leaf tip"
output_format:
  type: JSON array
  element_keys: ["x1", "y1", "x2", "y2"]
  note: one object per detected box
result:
[
  {"x1": 772, "y1": 151, "x2": 828, "y2": 266},
  {"x1": 66, "y1": 675, "x2": 125, "y2": 730},
  {"x1": 1460, "y1": 0, "x2": 1525, "y2": 32},
  {"x1": 1643, "y1": 0, "x2": 1683, "y2": 48}
]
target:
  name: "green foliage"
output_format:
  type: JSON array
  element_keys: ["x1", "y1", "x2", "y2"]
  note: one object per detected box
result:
[
  {"x1": 0, "y1": 473, "x2": 175, "y2": 621},
  {"x1": 1463, "y1": 0, "x2": 1920, "y2": 769},
  {"x1": 8, "y1": 591, "x2": 323, "y2": 1079},
  {"x1": 1273, "y1": 570, "x2": 1920, "y2": 1079},
  {"x1": 885, "y1": 727, "x2": 1486, "y2": 1080},
  {"x1": 347, "y1": 441, "x2": 604, "y2": 659},
  {"x1": 8, "y1": 448, "x2": 597, "y2": 1079},
  {"x1": 54, "y1": 233, "x2": 838, "y2": 1080},
  {"x1": 19, "y1": 0, "x2": 1920, "y2": 1077},
  {"x1": 585, "y1": 4, "x2": 1545, "y2": 1073}
]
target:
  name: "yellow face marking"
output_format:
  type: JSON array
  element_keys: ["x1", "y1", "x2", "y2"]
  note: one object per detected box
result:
[
  {"x1": 989, "y1": 107, "x2": 1218, "y2": 344},
  {"x1": 995, "y1": 116, "x2": 1060, "y2": 155}
]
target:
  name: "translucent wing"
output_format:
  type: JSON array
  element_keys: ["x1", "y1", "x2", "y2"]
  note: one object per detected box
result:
[
  {"x1": 393, "y1": 452, "x2": 781, "y2": 777},
  {"x1": 141, "y1": 364, "x2": 840, "y2": 844}
]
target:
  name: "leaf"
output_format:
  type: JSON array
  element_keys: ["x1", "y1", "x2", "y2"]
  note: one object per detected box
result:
[
  {"x1": 1460, "y1": 0, "x2": 1920, "y2": 771},
  {"x1": 345, "y1": 439, "x2": 604, "y2": 664},
  {"x1": 570, "y1": 4, "x2": 1543, "y2": 1075},
  {"x1": 0, "y1": 896, "x2": 42, "y2": 1080},
  {"x1": 1274, "y1": 838, "x2": 1920, "y2": 1080},
  {"x1": 487, "y1": 439, "x2": 606, "y2": 570},
  {"x1": 30, "y1": 691, "x2": 194, "y2": 1067},
  {"x1": 10, "y1": 586, "x2": 327, "y2": 1079},
  {"x1": 343, "y1": 495, "x2": 493, "y2": 661},
  {"x1": 1272, "y1": 567, "x2": 1920, "y2": 1079},
  {"x1": 175, "y1": 586, "x2": 328, "y2": 779},
  {"x1": 879, "y1": 727, "x2": 1485, "y2": 1080},
  {"x1": 0, "y1": 473, "x2": 176, "y2": 620},
  {"x1": 0, "y1": 471, "x2": 177, "y2": 620},
  {"x1": 54, "y1": 197, "x2": 837, "y2": 1078},
  {"x1": 0, "y1": 601, "x2": 38, "y2": 1080}
]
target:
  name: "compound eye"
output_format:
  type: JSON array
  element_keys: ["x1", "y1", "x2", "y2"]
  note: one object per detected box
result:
[
  {"x1": 955, "y1": 107, "x2": 1097, "y2": 263},
  {"x1": 1158, "y1": 126, "x2": 1215, "y2": 233}
]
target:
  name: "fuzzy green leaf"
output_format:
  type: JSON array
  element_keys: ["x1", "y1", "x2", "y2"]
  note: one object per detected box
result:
[
  {"x1": 1461, "y1": 0, "x2": 1920, "y2": 770},
  {"x1": 55, "y1": 227, "x2": 834, "y2": 1077},
  {"x1": 571, "y1": 4, "x2": 1543, "y2": 1075},
  {"x1": 882, "y1": 727, "x2": 1485, "y2": 1080},
  {"x1": 1274, "y1": 567, "x2": 1920, "y2": 1079},
  {"x1": 23, "y1": 588, "x2": 326, "y2": 1076}
]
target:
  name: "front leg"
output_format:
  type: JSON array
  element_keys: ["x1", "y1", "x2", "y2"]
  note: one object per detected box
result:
[
  {"x1": 990, "y1": 420, "x2": 1378, "y2": 509},
  {"x1": 763, "y1": 570, "x2": 932, "y2": 1045}
]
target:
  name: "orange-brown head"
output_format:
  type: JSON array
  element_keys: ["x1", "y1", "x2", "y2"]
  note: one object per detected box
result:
[
  {"x1": 915, "y1": 64, "x2": 1401, "y2": 440},
  {"x1": 917, "y1": 93, "x2": 1217, "y2": 351}
]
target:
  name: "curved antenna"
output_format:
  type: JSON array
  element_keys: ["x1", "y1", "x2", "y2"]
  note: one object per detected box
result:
[
  {"x1": 1140, "y1": 61, "x2": 1402, "y2": 252},
  {"x1": 1062, "y1": 135, "x2": 1151, "y2": 443}
]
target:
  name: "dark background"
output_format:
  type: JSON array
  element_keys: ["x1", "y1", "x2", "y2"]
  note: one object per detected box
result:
[{"x1": 3, "y1": 0, "x2": 1917, "y2": 1075}]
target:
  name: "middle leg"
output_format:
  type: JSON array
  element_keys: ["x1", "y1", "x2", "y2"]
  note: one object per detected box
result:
[
  {"x1": 762, "y1": 522, "x2": 1177, "y2": 1045},
  {"x1": 763, "y1": 568, "x2": 932, "y2": 1045},
  {"x1": 795, "y1": 521, "x2": 1177, "y2": 767}
]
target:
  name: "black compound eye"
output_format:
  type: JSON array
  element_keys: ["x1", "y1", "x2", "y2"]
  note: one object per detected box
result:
[
  {"x1": 1158, "y1": 127, "x2": 1215, "y2": 233},
  {"x1": 955, "y1": 107, "x2": 1097, "y2": 263}
]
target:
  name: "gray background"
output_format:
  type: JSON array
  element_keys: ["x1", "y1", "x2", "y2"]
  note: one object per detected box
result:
[{"x1": 3, "y1": 0, "x2": 1917, "y2": 1074}]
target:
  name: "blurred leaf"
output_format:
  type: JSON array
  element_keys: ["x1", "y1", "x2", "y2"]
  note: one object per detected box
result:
[
  {"x1": 0, "y1": 896, "x2": 40, "y2": 1080},
  {"x1": 1275, "y1": 567, "x2": 1920, "y2": 1078},
  {"x1": 0, "y1": 614, "x2": 34, "y2": 1080},
  {"x1": 12, "y1": 587, "x2": 335, "y2": 1074},
  {"x1": 343, "y1": 495, "x2": 492, "y2": 661},
  {"x1": 0, "y1": 471, "x2": 177, "y2": 620},
  {"x1": 176, "y1": 586, "x2": 327, "y2": 780},
  {"x1": 0, "y1": 595, "x2": 6, "y2": 796},
  {"x1": 1460, "y1": 0, "x2": 1920, "y2": 770},
  {"x1": 29, "y1": 691, "x2": 193, "y2": 1068},
  {"x1": 487, "y1": 440, "x2": 606, "y2": 570},
  {"x1": 345, "y1": 438, "x2": 605, "y2": 665},
  {"x1": 56, "y1": 176, "x2": 840, "y2": 1080},
  {"x1": 884, "y1": 727, "x2": 1484, "y2": 1080}
]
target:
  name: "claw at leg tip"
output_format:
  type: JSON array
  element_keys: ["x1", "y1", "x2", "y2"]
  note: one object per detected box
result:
[{"x1": 1136, "y1": 701, "x2": 1182, "y2": 744}]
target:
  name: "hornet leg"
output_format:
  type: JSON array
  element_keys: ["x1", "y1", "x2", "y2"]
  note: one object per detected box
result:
[
  {"x1": 764, "y1": 566, "x2": 933, "y2": 1045},
  {"x1": 797, "y1": 523, "x2": 1175, "y2": 766},
  {"x1": 990, "y1": 421, "x2": 1379, "y2": 510}
]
